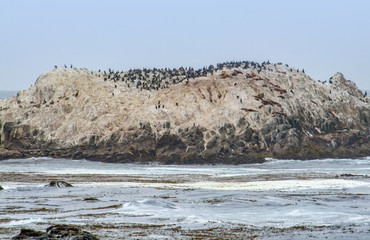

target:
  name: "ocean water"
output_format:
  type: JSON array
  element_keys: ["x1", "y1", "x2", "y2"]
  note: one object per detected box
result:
[{"x1": 1, "y1": 157, "x2": 370, "y2": 239}]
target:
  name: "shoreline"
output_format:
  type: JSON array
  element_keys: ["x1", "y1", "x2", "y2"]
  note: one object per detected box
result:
[{"x1": 1, "y1": 143, "x2": 370, "y2": 164}]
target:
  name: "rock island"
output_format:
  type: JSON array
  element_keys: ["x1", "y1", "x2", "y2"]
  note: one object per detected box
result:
[{"x1": 1, "y1": 61, "x2": 369, "y2": 163}]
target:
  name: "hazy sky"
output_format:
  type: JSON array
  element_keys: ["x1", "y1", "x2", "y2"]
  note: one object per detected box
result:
[{"x1": 1, "y1": 0, "x2": 369, "y2": 91}]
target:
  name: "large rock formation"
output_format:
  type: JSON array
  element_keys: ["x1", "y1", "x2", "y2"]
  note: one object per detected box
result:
[{"x1": 0, "y1": 62, "x2": 369, "y2": 163}]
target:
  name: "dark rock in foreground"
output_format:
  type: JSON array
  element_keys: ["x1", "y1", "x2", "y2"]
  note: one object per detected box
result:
[
  {"x1": 12, "y1": 229, "x2": 44, "y2": 240},
  {"x1": 12, "y1": 224, "x2": 99, "y2": 240}
]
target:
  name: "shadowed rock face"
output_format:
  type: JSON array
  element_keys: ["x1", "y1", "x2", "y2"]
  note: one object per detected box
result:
[{"x1": 0, "y1": 62, "x2": 369, "y2": 163}]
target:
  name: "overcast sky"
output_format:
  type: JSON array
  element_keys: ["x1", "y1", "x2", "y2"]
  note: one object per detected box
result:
[{"x1": 1, "y1": 0, "x2": 369, "y2": 91}]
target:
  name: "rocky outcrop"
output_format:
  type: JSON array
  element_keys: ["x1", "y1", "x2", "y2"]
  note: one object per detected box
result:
[
  {"x1": 46, "y1": 180, "x2": 73, "y2": 188},
  {"x1": 0, "y1": 62, "x2": 369, "y2": 163},
  {"x1": 12, "y1": 225, "x2": 98, "y2": 240},
  {"x1": 12, "y1": 229, "x2": 45, "y2": 240}
]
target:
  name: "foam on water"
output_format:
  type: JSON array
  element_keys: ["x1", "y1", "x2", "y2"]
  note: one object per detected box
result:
[
  {"x1": 2, "y1": 157, "x2": 369, "y2": 178},
  {"x1": 1, "y1": 157, "x2": 370, "y2": 239},
  {"x1": 2, "y1": 218, "x2": 46, "y2": 226},
  {"x1": 78, "y1": 178, "x2": 370, "y2": 192},
  {"x1": 177, "y1": 179, "x2": 370, "y2": 191}
]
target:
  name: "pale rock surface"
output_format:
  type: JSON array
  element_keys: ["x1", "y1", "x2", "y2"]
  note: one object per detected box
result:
[{"x1": 0, "y1": 63, "x2": 369, "y2": 163}]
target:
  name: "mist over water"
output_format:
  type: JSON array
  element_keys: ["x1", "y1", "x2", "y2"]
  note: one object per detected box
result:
[
  {"x1": 0, "y1": 91, "x2": 17, "y2": 99},
  {"x1": 1, "y1": 157, "x2": 370, "y2": 239}
]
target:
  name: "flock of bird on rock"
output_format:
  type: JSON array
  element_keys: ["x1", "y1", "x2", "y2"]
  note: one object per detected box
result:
[{"x1": 55, "y1": 61, "x2": 303, "y2": 92}]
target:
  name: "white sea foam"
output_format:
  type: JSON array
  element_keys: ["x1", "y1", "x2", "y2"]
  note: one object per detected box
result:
[
  {"x1": 78, "y1": 178, "x2": 370, "y2": 191},
  {"x1": 3, "y1": 218, "x2": 46, "y2": 226},
  {"x1": 1, "y1": 157, "x2": 370, "y2": 239},
  {"x1": 2, "y1": 157, "x2": 370, "y2": 176},
  {"x1": 178, "y1": 179, "x2": 370, "y2": 191}
]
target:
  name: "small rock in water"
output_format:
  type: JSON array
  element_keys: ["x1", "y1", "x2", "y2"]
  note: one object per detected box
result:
[
  {"x1": 11, "y1": 228, "x2": 44, "y2": 239},
  {"x1": 83, "y1": 197, "x2": 99, "y2": 201},
  {"x1": 46, "y1": 180, "x2": 73, "y2": 188},
  {"x1": 46, "y1": 224, "x2": 99, "y2": 239},
  {"x1": 0, "y1": 185, "x2": 3, "y2": 190},
  {"x1": 12, "y1": 224, "x2": 99, "y2": 240}
]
